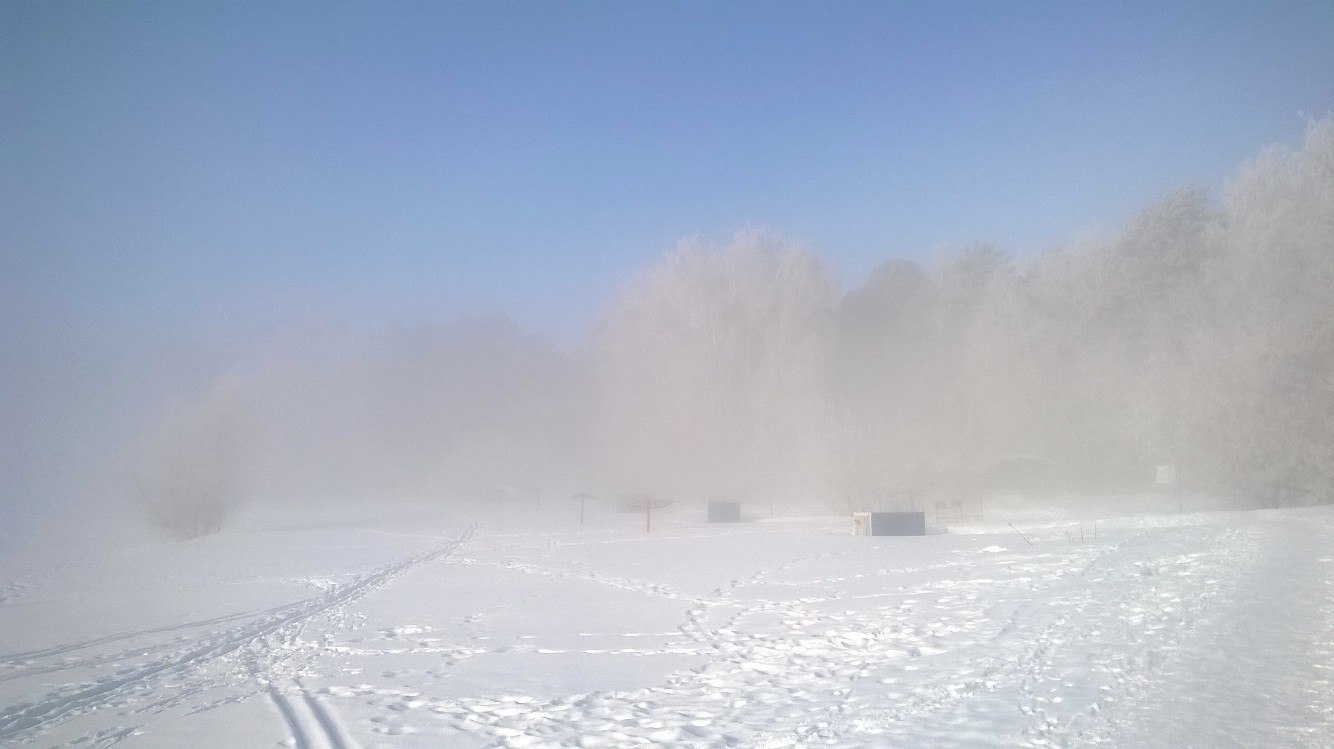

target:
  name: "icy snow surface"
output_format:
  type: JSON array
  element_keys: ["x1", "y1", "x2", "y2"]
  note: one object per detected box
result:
[{"x1": 1, "y1": 501, "x2": 1331, "y2": 748}]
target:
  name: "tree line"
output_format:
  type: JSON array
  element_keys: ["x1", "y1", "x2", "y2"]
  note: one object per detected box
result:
[{"x1": 141, "y1": 119, "x2": 1334, "y2": 536}]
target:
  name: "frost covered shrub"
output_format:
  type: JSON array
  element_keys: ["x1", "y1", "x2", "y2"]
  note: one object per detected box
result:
[{"x1": 136, "y1": 380, "x2": 251, "y2": 539}]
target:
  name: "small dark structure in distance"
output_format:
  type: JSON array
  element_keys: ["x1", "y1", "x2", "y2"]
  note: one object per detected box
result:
[
  {"x1": 869, "y1": 511, "x2": 926, "y2": 536},
  {"x1": 707, "y1": 501, "x2": 742, "y2": 523}
]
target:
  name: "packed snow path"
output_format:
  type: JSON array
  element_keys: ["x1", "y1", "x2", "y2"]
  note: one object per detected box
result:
[
  {"x1": 1, "y1": 506, "x2": 1330, "y2": 747},
  {"x1": 1106, "y1": 511, "x2": 1334, "y2": 748},
  {"x1": 0, "y1": 526, "x2": 475, "y2": 747}
]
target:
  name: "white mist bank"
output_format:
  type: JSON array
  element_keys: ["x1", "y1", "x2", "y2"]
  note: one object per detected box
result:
[
  {"x1": 5, "y1": 119, "x2": 1331, "y2": 541},
  {"x1": 130, "y1": 120, "x2": 1334, "y2": 536}
]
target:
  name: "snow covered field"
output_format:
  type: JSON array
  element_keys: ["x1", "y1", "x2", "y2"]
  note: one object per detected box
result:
[{"x1": 2, "y1": 500, "x2": 1332, "y2": 748}]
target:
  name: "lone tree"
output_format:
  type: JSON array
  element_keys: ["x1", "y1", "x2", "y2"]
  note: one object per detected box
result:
[{"x1": 136, "y1": 379, "x2": 251, "y2": 539}]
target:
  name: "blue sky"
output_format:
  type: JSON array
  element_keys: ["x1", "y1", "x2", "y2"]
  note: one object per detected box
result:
[{"x1": 4, "y1": 1, "x2": 1334, "y2": 345}]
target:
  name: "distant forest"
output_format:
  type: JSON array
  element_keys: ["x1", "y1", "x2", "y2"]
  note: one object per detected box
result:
[{"x1": 140, "y1": 119, "x2": 1334, "y2": 535}]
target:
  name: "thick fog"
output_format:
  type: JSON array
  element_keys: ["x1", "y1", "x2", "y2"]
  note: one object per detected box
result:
[{"x1": 10, "y1": 119, "x2": 1334, "y2": 541}]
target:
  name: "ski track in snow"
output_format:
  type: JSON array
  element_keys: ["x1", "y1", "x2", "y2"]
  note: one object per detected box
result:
[
  {"x1": 270, "y1": 687, "x2": 317, "y2": 749},
  {"x1": 268, "y1": 682, "x2": 360, "y2": 749},
  {"x1": 0, "y1": 528, "x2": 473, "y2": 746},
  {"x1": 0, "y1": 604, "x2": 301, "y2": 683}
]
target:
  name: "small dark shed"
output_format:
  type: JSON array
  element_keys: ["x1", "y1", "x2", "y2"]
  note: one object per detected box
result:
[
  {"x1": 707, "y1": 501, "x2": 742, "y2": 523},
  {"x1": 870, "y1": 511, "x2": 926, "y2": 536}
]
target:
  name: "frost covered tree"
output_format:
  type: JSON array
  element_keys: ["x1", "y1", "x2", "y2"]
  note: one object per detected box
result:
[
  {"x1": 927, "y1": 245, "x2": 1020, "y2": 482},
  {"x1": 1182, "y1": 118, "x2": 1334, "y2": 504},
  {"x1": 136, "y1": 377, "x2": 252, "y2": 539},
  {"x1": 594, "y1": 232, "x2": 837, "y2": 504},
  {"x1": 1019, "y1": 188, "x2": 1220, "y2": 489},
  {"x1": 985, "y1": 119, "x2": 1333, "y2": 505},
  {"x1": 831, "y1": 245, "x2": 1026, "y2": 504},
  {"x1": 832, "y1": 258, "x2": 937, "y2": 503}
]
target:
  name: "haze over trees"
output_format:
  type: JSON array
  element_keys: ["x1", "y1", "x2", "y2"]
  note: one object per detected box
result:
[
  {"x1": 140, "y1": 119, "x2": 1334, "y2": 535},
  {"x1": 594, "y1": 234, "x2": 836, "y2": 506}
]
